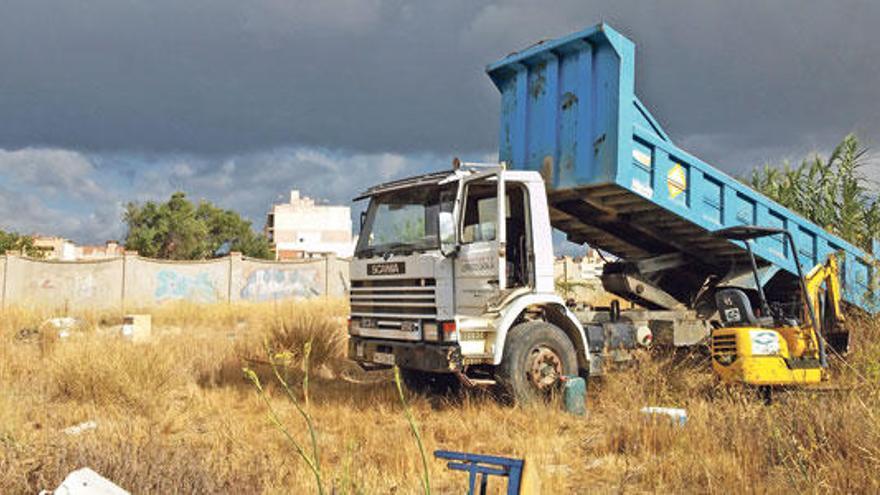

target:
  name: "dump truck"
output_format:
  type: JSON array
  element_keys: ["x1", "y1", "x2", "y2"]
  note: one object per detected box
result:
[{"x1": 347, "y1": 23, "x2": 877, "y2": 401}]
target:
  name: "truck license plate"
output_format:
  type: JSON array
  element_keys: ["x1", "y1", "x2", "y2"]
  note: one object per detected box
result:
[{"x1": 373, "y1": 352, "x2": 395, "y2": 365}]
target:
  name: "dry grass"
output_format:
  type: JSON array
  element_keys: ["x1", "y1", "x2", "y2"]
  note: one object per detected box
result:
[{"x1": 1, "y1": 299, "x2": 879, "y2": 494}]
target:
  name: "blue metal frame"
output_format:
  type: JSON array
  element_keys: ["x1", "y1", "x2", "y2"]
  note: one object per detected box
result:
[
  {"x1": 434, "y1": 450, "x2": 524, "y2": 495},
  {"x1": 487, "y1": 23, "x2": 878, "y2": 313}
]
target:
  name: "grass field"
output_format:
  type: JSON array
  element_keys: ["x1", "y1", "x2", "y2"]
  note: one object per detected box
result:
[{"x1": 1, "y1": 299, "x2": 879, "y2": 493}]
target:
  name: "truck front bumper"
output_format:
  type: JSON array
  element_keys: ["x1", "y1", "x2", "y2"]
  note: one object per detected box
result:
[{"x1": 348, "y1": 337, "x2": 462, "y2": 373}]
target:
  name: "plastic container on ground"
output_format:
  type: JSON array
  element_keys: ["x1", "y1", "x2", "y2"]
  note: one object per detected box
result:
[{"x1": 561, "y1": 375, "x2": 587, "y2": 415}]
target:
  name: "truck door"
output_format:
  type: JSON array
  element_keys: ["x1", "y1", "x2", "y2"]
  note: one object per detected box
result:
[{"x1": 454, "y1": 174, "x2": 506, "y2": 316}]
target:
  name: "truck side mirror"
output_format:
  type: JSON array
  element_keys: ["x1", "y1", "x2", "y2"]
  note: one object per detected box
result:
[
  {"x1": 359, "y1": 210, "x2": 367, "y2": 231},
  {"x1": 439, "y1": 211, "x2": 458, "y2": 257}
]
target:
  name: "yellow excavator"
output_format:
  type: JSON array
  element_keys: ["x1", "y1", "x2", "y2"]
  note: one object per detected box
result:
[{"x1": 710, "y1": 226, "x2": 846, "y2": 394}]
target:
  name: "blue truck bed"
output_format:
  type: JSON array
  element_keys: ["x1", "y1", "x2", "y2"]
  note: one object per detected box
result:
[{"x1": 487, "y1": 23, "x2": 877, "y2": 313}]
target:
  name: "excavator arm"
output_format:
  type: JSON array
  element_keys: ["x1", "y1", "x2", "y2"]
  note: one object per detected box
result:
[{"x1": 805, "y1": 255, "x2": 846, "y2": 346}]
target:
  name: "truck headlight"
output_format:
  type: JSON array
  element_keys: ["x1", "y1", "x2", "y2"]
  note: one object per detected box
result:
[
  {"x1": 423, "y1": 322, "x2": 439, "y2": 341},
  {"x1": 749, "y1": 330, "x2": 781, "y2": 356}
]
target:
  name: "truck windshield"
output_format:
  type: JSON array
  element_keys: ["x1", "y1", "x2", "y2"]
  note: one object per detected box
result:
[{"x1": 356, "y1": 186, "x2": 453, "y2": 257}]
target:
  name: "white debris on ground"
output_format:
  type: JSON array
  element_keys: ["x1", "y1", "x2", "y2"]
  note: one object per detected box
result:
[
  {"x1": 39, "y1": 468, "x2": 128, "y2": 495},
  {"x1": 62, "y1": 420, "x2": 98, "y2": 436},
  {"x1": 120, "y1": 314, "x2": 151, "y2": 343},
  {"x1": 42, "y1": 317, "x2": 81, "y2": 339},
  {"x1": 640, "y1": 406, "x2": 688, "y2": 426}
]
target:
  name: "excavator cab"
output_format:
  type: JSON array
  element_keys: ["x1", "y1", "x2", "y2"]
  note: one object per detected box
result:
[{"x1": 710, "y1": 226, "x2": 843, "y2": 388}]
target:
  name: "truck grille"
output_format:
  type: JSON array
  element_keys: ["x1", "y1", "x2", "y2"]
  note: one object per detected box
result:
[{"x1": 350, "y1": 278, "x2": 437, "y2": 338}]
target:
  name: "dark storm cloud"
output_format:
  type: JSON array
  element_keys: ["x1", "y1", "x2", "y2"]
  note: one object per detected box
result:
[
  {"x1": 0, "y1": 0, "x2": 491, "y2": 155},
  {"x1": 1, "y1": 0, "x2": 879, "y2": 168},
  {"x1": 2, "y1": 1, "x2": 880, "y2": 244}
]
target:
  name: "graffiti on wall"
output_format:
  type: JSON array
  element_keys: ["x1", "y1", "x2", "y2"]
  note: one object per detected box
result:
[
  {"x1": 34, "y1": 273, "x2": 97, "y2": 299},
  {"x1": 240, "y1": 267, "x2": 322, "y2": 301},
  {"x1": 155, "y1": 270, "x2": 217, "y2": 303}
]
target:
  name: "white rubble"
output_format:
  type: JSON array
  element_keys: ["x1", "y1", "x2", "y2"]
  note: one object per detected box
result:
[
  {"x1": 43, "y1": 317, "x2": 80, "y2": 339},
  {"x1": 41, "y1": 468, "x2": 128, "y2": 495},
  {"x1": 62, "y1": 420, "x2": 98, "y2": 436},
  {"x1": 640, "y1": 406, "x2": 688, "y2": 426}
]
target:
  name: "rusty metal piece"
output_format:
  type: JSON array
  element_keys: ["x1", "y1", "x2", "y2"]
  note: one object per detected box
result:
[
  {"x1": 454, "y1": 370, "x2": 496, "y2": 388},
  {"x1": 526, "y1": 345, "x2": 563, "y2": 391}
]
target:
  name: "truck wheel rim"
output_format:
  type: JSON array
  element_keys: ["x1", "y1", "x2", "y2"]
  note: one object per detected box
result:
[{"x1": 526, "y1": 346, "x2": 563, "y2": 391}]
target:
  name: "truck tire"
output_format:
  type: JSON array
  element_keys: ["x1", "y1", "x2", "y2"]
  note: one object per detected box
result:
[
  {"x1": 496, "y1": 321, "x2": 578, "y2": 404},
  {"x1": 399, "y1": 368, "x2": 460, "y2": 396}
]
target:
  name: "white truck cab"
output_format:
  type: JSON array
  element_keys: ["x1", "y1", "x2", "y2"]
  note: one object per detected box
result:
[{"x1": 349, "y1": 162, "x2": 593, "y2": 401}]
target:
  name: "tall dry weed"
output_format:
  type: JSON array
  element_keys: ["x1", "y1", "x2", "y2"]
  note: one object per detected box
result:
[
  {"x1": 46, "y1": 340, "x2": 188, "y2": 413},
  {"x1": 257, "y1": 298, "x2": 348, "y2": 370},
  {"x1": 579, "y1": 314, "x2": 880, "y2": 493},
  {"x1": 1, "y1": 300, "x2": 878, "y2": 493}
]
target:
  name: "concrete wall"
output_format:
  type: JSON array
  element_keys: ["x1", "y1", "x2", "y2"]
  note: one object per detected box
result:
[
  {"x1": 4, "y1": 257, "x2": 124, "y2": 310},
  {"x1": 0, "y1": 252, "x2": 350, "y2": 310}
]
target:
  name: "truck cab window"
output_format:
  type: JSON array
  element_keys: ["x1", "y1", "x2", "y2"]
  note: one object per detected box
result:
[
  {"x1": 354, "y1": 185, "x2": 453, "y2": 257},
  {"x1": 505, "y1": 184, "x2": 529, "y2": 288},
  {"x1": 461, "y1": 183, "x2": 497, "y2": 243},
  {"x1": 460, "y1": 180, "x2": 531, "y2": 288}
]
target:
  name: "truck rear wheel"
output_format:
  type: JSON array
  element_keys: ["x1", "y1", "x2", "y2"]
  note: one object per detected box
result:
[
  {"x1": 399, "y1": 368, "x2": 460, "y2": 396},
  {"x1": 496, "y1": 321, "x2": 578, "y2": 404}
]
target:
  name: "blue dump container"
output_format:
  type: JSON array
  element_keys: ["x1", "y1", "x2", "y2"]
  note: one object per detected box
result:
[{"x1": 487, "y1": 23, "x2": 877, "y2": 313}]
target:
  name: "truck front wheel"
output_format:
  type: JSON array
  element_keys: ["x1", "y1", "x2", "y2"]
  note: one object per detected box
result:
[{"x1": 496, "y1": 321, "x2": 578, "y2": 404}]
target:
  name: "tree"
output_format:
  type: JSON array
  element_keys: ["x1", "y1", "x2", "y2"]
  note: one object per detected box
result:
[
  {"x1": 196, "y1": 201, "x2": 274, "y2": 259},
  {"x1": 124, "y1": 192, "x2": 272, "y2": 260},
  {"x1": 748, "y1": 134, "x2": 879, "y2": 253},
  {"x1": 0, "y1": 230, "x2": 46, "y2": 258},
  {"x1": 0, "y1": 230, "x2": 41, "y2": 257}
]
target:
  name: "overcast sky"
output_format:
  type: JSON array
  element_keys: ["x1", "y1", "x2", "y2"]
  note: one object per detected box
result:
[{"x1": 1, "y1": 0, "x2": 879, "y2": 244}]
